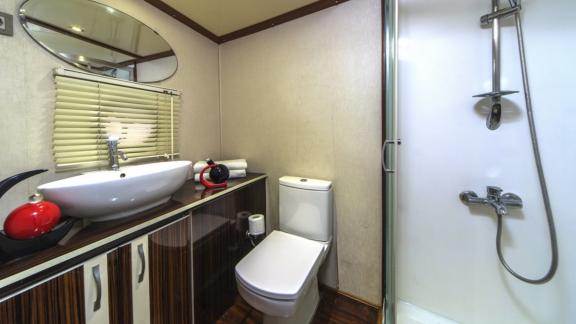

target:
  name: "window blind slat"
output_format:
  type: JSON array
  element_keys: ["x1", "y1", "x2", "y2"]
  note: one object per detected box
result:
[
  {"x1": 53, "y1": 76, "x2": 181, "y2": 171},
  {"x1": 54, "y1": 145, "x2": 177, "y2": 159}
]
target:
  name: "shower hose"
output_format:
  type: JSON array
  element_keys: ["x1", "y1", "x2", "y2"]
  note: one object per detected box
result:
[{"x1": 495, "y1": 7, "x2": 558, "y2": 284}]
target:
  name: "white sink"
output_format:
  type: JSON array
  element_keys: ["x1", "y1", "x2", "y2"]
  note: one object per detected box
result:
[{"x1": 38, "y1": 160, "x2": 192, "y2": 222}]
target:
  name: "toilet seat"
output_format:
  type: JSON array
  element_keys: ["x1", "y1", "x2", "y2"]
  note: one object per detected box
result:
[{"x1": 235, "y1": 231, "x2": 326, "y2": 301}]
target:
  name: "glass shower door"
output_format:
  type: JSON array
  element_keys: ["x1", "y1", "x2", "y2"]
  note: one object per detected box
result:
[{"x1": 383, "y1": 0, "x2": 399, "y2": 323}]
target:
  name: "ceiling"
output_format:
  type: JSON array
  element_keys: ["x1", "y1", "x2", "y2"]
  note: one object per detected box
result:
[
  {"x1": 144, "y1": 0, "x2": 347, "y2": 43},
  {"x1": 161, "y1": 0, "x2": 317, "y2": 36}
]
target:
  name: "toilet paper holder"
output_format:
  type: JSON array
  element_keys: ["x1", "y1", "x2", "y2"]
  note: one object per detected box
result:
[
  {"x1": 245, "y1": 230, "x2": 265, "y2": 247},
  {"x1": 246, "y1": 214, "x2": 265, "y2": 246}
]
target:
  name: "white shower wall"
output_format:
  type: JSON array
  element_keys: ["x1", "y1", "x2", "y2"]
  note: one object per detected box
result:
[{"x1": 397, "y1": 0, "x2": 576, "y2": 323}]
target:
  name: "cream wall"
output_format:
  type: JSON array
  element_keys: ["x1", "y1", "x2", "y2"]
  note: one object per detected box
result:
[
  {"x1": 219, "y1": 0, "x2": 383, "y2": 304},
  {"x1": 0, "y1": 0, "x2": 221, "y2": 224},
  {"x1": 0, "y1": 0, "x2": 383, "y2": 306}
]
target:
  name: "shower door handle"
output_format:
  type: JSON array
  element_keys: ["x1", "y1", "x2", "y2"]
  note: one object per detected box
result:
[{"x1": 382, "y1": 139, "x2": 401, "y2": 173}]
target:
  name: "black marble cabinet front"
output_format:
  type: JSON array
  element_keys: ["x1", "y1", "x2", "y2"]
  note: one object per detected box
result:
[{"x1": 191, "y1": 179, "x2": 266, "y2": 324}]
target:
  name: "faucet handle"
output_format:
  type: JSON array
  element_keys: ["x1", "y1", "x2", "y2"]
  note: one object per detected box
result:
[
  {"x1": 118, "y1": 151, "x2": 128, "y2": 161},
  {"x1": 501, "y1": 193, "x2": 523, "y2": 208},
  {"x1": 486, "y1": 186, "x2": 503, "y2": 198}
]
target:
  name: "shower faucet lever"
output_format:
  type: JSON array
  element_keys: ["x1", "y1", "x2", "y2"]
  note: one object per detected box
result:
[
  {"x1": 460, "y1": 186, "x2": 522, "y2": 216},
  {"x1": 486, "y1": 186, "x2": 503, "y2": 200}
]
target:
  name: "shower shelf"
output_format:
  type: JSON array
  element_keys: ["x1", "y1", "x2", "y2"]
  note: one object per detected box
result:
[{"x1": 473, "y1": 90, "x2": 519, "y2": 98}]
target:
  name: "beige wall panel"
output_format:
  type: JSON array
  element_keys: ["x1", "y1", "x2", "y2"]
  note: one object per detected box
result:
[
  {"x1": 0, "y1": 0, "x2": 220, "y2": 225},
  {"x1": 220, "y1": 0, "x2": 382, "y2": 304},
  {"x1": 0, "y1": 0, "x2": 382, "y2": 307}
]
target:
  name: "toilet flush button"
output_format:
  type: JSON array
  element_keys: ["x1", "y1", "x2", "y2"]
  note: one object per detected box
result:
[{"x1": 300, "y1": 179, "x2": 307, "y2": 182}]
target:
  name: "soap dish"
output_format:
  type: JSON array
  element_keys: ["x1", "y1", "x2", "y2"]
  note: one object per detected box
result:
[{"x1": 0, "y1": 219, "x2": 76, "y2": 261}]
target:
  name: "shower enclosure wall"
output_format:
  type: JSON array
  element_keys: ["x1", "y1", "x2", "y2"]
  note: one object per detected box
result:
[{"x1": 385, "y1": 0, "x2": 576, "y2": 322}]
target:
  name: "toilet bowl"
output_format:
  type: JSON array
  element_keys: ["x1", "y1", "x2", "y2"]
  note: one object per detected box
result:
[
  {"x1": 236, "y1": 231, "x2": 329, "y2": 324},
  {"x1": 235, "y1": 176, "x2": 333, "y2": 324}
]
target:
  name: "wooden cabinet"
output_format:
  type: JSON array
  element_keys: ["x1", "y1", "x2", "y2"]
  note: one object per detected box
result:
[
  {"x1": 149, "y1": 217, "x2": 193, "y2": 324},
  {"x1": 107, "y1": 244, "x2": 133, "y2": 324},
  {"x1": 0, "y1": 216, "x2": 194, "y2": 324},
  {"x1": 0, "y1": 266, "x2": 85, "y2": 324},
  {"x1": 107, "y1": 236, "x2": 153, "y2": 324},
  {"x1": 192, "y1": 179, "x2": 266, "y2": 323},
  {"x1": 0, "y1": 177, "x2": 266, "y2": 324},
  {"x1": 108, "y1": 219, "x2": 192, "y2": 324},
  {"x1": 108, "y1": 223, "x2": 191, "y2": 324},
  {"x1": 0, "y1": 254, "x2": 115, "y2": 324}
]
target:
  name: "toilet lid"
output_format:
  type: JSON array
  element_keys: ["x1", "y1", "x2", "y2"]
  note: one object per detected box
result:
[{"x1": 235, "y1": 231, "x2": 325, "y2": 300}]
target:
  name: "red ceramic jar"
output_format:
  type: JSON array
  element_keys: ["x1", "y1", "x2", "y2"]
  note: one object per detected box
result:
[{"x1": 4, "y1": 194, "x2": 61, "y2": 240}]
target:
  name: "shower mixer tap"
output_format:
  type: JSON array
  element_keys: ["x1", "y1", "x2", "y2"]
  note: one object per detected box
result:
[
  {"x1": 460, "y1": 186, "x2": 523, "y2": 216},
  {"x1": 463, "y1": 0, "x2": 558, "y2": 285}
]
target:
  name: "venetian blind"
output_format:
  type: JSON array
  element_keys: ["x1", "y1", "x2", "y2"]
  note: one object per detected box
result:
[{"x1": 53, "y1": 75, "x2": 180, "y2": 171}]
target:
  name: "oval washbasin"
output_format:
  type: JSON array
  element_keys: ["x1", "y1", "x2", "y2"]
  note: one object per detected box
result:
[{"x1": 38, "y1": 160, "x2": 192, "y2": 222}]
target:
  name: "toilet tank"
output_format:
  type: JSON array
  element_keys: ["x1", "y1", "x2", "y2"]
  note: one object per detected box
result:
[{"x1": 279, "y1": 176, "x2": 333, "y2": 242}]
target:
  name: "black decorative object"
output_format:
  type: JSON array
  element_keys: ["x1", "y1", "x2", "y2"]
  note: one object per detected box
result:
[
  {"x1": 0, "y1": 169, "x2": 75, "y2": 261},
  {"x1": 0, "y1": 219, "x2": 76, "y2": 261},
  {"x1": 199, "y1": 159, "x2": 229, "y2": 189},
  {"x1": 209, "y1": 163, "x2": 230, "y2": 184},
  {"x1": 0, "y1": 169, "x2": 47, "y2": 199}
]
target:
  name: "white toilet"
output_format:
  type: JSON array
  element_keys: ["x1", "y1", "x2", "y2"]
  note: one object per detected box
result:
[{"x1": 235, "y1": 176, "x2": 333, "y2": 324}]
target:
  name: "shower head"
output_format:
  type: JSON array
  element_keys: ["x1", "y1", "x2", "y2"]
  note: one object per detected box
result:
[
  {"x1": 473, "y1": 90, "x2": 518, "y2": 130},
  {"x1": 487, "y1": 103, "x2": 501, "y2": 130}
]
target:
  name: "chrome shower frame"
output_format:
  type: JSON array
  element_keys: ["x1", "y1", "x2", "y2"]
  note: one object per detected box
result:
[
  {"x1": 473, "y1": 0, "x2": 519, "y2": 130},
  {"x1": 470, "y1": 0, "x2": 559, "y2": 284},
  {"x1": 382, "y1": 0, "x2": 399, "y2": 322}
]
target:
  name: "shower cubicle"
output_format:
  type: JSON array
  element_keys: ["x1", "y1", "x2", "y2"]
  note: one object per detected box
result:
[{"x1": 383, "y1": 0, "x2": 575, "y2": 322}]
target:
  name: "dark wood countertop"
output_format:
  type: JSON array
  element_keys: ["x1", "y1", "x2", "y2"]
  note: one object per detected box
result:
[{"x1": 0, "y1": 173, "x2": 266, "y2": 299}]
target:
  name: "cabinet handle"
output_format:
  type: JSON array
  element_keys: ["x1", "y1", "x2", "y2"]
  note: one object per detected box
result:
[
  {"x1": 92, "y1": 265, "x2": 102, "y2": 312},
  {"x1": 137, "y1": 243, "x2": 146, "y2": 283}
]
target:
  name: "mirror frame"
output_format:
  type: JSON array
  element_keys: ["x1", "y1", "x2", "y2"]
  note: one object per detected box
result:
[{"x1": 18, "y1": 0, "x2": 178, "y2": 83}]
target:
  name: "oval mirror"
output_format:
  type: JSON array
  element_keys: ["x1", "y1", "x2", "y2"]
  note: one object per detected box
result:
[{"x1": 19, "y1": 0, "x2": 177, "y2": 83}]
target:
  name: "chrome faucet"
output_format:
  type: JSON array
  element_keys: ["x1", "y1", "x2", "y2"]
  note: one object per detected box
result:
[
  {"x1": 107, "y1": 138, "x2": 128, "y2": 171},
  {"x1": 460, "y1": 186, "x2": 523, "y2": 216}
]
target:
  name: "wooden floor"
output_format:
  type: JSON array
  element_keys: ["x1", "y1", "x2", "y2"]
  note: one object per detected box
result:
[{"x1": 217, "y1": 287, "x2": 379, "y2": 324}]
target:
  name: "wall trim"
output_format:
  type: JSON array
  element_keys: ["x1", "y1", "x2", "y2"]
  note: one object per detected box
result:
[
  {"x1": 142, "y1": 0, "x2": 221, "y2": 43},
  {"x1": 143, "y1": 0, "x2": 349, "y2": 44},
  {"x1": 320, "y1": 284, "x2": 381, "y2": 310}
]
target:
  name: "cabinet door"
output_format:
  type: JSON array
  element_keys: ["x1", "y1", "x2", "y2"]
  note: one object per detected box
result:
[
  {"x1": 131, "y1": 236, "x2": 150, "y2": 324},
  {"x1": 192, "y1": 179, "x2": 266, "y2": 323},
  {"x1": 107, "y1": 244, "x2": 133, "y2": 324},
  {"x1": 83, "y1": 254, "x2": 109, "y2": 324},
  {"x1": 107, "y1": 237, "x2": 150, "y2": 324},
  {"x1": 0, "y1": 267, "x2": 85, "y2": 324},
  {"x1": 148, "y1": 216, "x2": 192, "y2": 324}
]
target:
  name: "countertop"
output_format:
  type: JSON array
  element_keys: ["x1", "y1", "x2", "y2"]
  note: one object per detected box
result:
[{"x1": 0, "y1": 173, "x2": 266, "y2": 299}]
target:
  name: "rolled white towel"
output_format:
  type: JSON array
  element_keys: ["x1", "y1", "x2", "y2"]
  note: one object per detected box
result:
[
  {"x1": 194, "y1": 169, "x2": 247, "y2": 182},
  {"x1": 193, "y1": 159, "x2": 248, "y2": 173}
]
